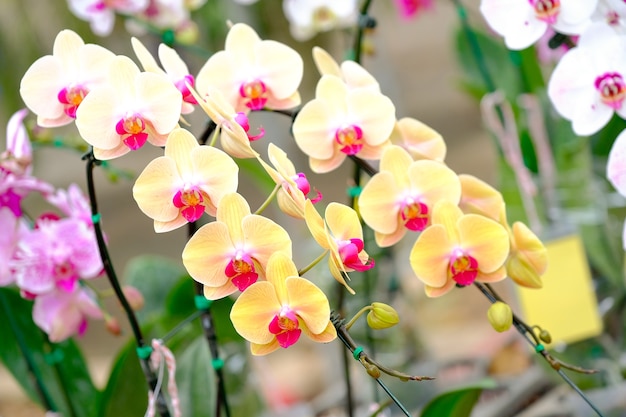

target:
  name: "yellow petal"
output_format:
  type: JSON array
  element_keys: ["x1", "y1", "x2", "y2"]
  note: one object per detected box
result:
[
  {"x1": 459, "y1": 174, "x2": 505, "y2": 221},
  {"x1": 302, "y1": 320, "x2": 337, "y2": 343},
  {"x1": 374, "y1": 226, "x2": 406, "y2": 248},
  {"x1": 308, "y1": 153, "x2": 347, "y2": 174},
  {"x1": 154, "y1": 216, "x2": 188, "y2": 233},
  {"x1": 193, "y1": 146, "x2": 239, "y2": 216},
  {"x1": 292, "y1": 99, "x2": 335, "y2": 160},
  {"x1": 182, "y1": 222, "x2": 233, "y2": 286},
  {"x1": 268, "y1": 143, "x2": 297, "y2": 177},
  {"x1": 230, "y1": 281, "x2": 281, "y2": 344},
  {"x1": 458, "y1": 214, "x2": 510, "y2": 273},
  {"x1": 53, "y1": 29, "x2": 84, "y2": 65},
  {"x1": 410, "y1": 224, "x2": 454, "y2": 288},
  {"x1": 203, "y1": 282, "x2": 239, "y2": 300},
  {"x1": 328, "y1": 256, "x2": 355, "y2": 295},
  {"x1": 250, "y1": 340, "x2": 281, "y2": 356},
  {"x1": 379, "y1": 145, "x2": 412, "y2": 189},
  {"x1": 242, "y1": 215, "x2": 293, "y2": 268},
  {"x1": 506, "y1": 256, "x2": 543, "y2": 288},
  {"x1": 216, "y1": 193, "x2": 250, "y2": 244},
  {"x1": 348, "y1": 90, "x2": 396, "y2": 147},
  {"x1": 20, "y1": 56, "x2": 66, "y2": 124},
  {"x1": 430, "y1": 200, "x2": 463, "y2": 243},
  {"x1": 132, "y1": 157, "x2": 179, "y2": 222},
  {"x1": 358, "y1": 172, "x2": 401, "y2": 234},
  {"x1": 340, "y1": 61, "x2": 380, "y2": 91},
  {"x1": 286, "y1": 277, "x2": 331, "y2": 335},
  {"x1": 304, "y1": 200, "x2": 329, "y2": 249},
  {"x1": 312, "y1": 46, "x2": 341, "y2": 77},
  {"x1": 325, "y1": 203, "x2": 362, "y2": 241},
  {"x1": 164, "y1": 128, "x2": 197, "y2": 178},
  {"x1": 158, "y1": 43, "x2": 189, "y2": 77},
  {"x1": 225, "y1": 23, "x2": 260, "y2": 63},
  {"x1": 196, "y1": 52, "x2": 240, "y2": 109},
  {"x1": 391, "y1": 117, "x2": 446, "y2": 162},
  {"x1": 92, "y1": 143, "x2": 130, "y2": 160},
  {"x1": 135, "y1": 72, "x2": 182, "y2": 135},
  {"x1": 315, "y1": 75, "x2": 348, "y2": 111},
  {"x1": 409, "y1": 160, "x2": 461, "y2": 207},
  {"x1": 277, "y1": 189, "x2": 305, "y2": 219},
  {"x1": 511, "y1": 222, "x2": 548, "y2": 275},
  {"x1": 131, "y1": 37, "x2": 163, "y2": 74},
  {"x1": 264, "y1": 253, "x2": 298, "y2": 304},
  {"x1": 75, "y1": 88, "x2": 120, "y2": 150},
  {"x1": 476, "y1": 265, "x2": 507, "y2": 283},
  {"x1": 256, "y1": 40, "x2": 303, "y2": 100},
  {"x1": 424, "y1": 280, "x2": 456, "y2": 298}
]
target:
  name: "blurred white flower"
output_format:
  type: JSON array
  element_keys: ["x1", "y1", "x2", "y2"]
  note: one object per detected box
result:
[{"x1": 282, "y1": 0, "x2": 358, "y2": 41}]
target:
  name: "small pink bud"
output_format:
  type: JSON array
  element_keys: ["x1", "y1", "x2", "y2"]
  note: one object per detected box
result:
[
  {"x1": 105, "y1": 316, "x2": 122, "y2": 336},
  {"x1": 122, "y1": 286, "x2": 144, "y2": 311}
]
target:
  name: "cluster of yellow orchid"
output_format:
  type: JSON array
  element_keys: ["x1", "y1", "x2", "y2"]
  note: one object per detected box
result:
[{"x1": 19, "y1": 20, "x2": 548, "y2": 356}]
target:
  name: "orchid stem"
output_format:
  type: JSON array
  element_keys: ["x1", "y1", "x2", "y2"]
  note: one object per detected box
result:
[
  {"x1": 187, "y1": 221, "x2": 231, "y2": 417},
  {"x1": 83, "y1": 149, "x2": 170, "y2": 417},
  {"x1": 208, "y1": 125, "x2": 221, "y2": 148},
  {"x1": 297, "y1": 249, "x2": 329, "y2": 276},
  {"x1": 473, "y1": 282, "x2": 605, "y2": 417},
  {"x1": 344, "y1": 305, "x2": 373, "y2": 331},
  {"x1": 253, "y1": 184, "x2": 280, "y2": 215}
]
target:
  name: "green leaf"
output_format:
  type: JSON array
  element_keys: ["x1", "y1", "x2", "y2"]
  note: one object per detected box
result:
[
  {"x1": 177, "y1": 336, "x2": 218, "y2": 417},
  {"x1": 123, "y1": 255, "x2": 187, "y2": 322},
  {"x1": 0, "y1": 288, "x2": 100, "y2": 417},
  {"x1": 420, "y1": 379, "x2": 497, "y2": 417},
  {"x1": 98, "y1": 339, "x2": 149, "y2": 417}
]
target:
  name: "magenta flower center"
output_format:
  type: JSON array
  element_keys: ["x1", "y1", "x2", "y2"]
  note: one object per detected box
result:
[
  {"x1": 337, "y1": 238, "x2": 375, "y2": 272},
  {"x1": 400, "y1": 197, "x2": 429, "y2": 231},
  {"x1": 595, "y1": 72, "x2": 626, "y2": 110},
  {"x1": 57, "y1": 85, "x2": 89, "y2": 118},
  {"x1": 53, "y1": 261, "x2": 79, "y2": 292},
  {"x1": 173, "y1": 188, "x2": 207, "y2": 222},
  {"x1": 530, "y1": 0, "x2": 560, "y2": 24},
  {"x1": 225, "y1": 251, "x2": 259, "y2": 291},
  {"x1": 290, "y1": 172, "x2": 323, "y2": 203},
  {"x1": 335, "y1": 125, "x2": 364, "y2": 155},
  {"x1": 239, "y1": 79, "x2": 268, "y2": 110},
  {"x1": 116, "y1": 114, "x2": 148, "y2": 150},
  {"x1": 175, "y1": 74, "x2": 198, "y2": 105},
  {"x1": 268, "y1": 307, "x2": 302, "y2": 348},
  {"x1": 448, "y1": 250, "x2": 479, "y2": 286},
  {"x1": 234, "y1": 112, "x2": 265, "y2": 141}
]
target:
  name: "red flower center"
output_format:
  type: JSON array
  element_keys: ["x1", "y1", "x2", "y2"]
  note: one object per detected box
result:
[
  {"x1": 58, "y1": 85, "x2": 89, "y2": 118},
  {"x1": 448, "y1": 251, "x2": 478, "y2": 286},
  {"x1": 595, "y1": 72, "x2": 626, "y2": 110},
  {"x1": 337, "y1": 238, "x2": 375, "y2": 272},
  {"x1": 116, "y1": 114, "x2": 148, "y2": 150},
  {"x1": 530, "y1": 0, "x2": 560, "y2": 24},
  {"x1": 239, "y1": 79, "x2": 268, "y2": 111},
  {"x1": 173, "y1": 188, "x2": 208, "y2": 222},
  {"x1": 269, "y1": 308, "x2": 301, "y2": 348},
  {"x1": 225, "y1": 252, "x2": 259, "y2": 291},
  {"x1": 400, "y1": 198, "x2": 429, "y2": 231},
  {"x1": 335, "y1": 125, "x2": 364, "y2": 155}
]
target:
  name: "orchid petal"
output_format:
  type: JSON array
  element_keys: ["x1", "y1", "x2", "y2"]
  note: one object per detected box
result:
[
  {"x1": 410, "y1": 224, "x2": 454, "y2": 288},
  {"x1": 286, "y1": 277, "x2": 331, "y2": 335},
  {"x1": 230, "y1": 281, "x2": 281, "y2": 344},
  {"x1": 216, "y1": 193, "x2": 250, "y2": 244},
  {"x1": 458, "y1": 214, "x2": 510, "y2": 273}
]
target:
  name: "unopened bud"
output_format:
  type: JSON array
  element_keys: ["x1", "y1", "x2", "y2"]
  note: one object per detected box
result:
[
  {"x1": 105, "y1": 316, "x2": 122, "y2": 336},
  {"x1": 487, "y1": 301, "x2": 513, "y2": 333},
  {"x1": 539, "y1": 329, "x2": 552, "y2": 344},
  {"x1": 366, "y1": 302, "x2": 399, "y2": 330},
  {"x1": 122, "y1": 286, "x2": 144, "y2": 311},
  {"x1": 361, "y1": 359, "x2": 381, "y2": 379}
]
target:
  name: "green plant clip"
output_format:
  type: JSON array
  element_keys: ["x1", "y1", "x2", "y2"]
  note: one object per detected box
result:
[
  {"x1": 44, "y1": 349, "x2": 64, "y2": 365},
  {"x1": 162, "y1": 29, "x2": 175, "y2": 47},
  {"x1": 352, "y1": 346, "x2": 364, "y2": 360},
  {"x1": 91, "y1": 213, "x2": 101, "y2": 224},
  {"x1": 347, "y1": 186, "x2": 362, "y2": 198},
  {"x1": 194, "y1": 295, "x2": 213, "y2": 311},
  {"x1": 212, "y1": 358, "x2": 224, "y2": 370},
  {"x1": 136, "y1": 345, "x2": 153, "y2": 360},
  {"x1": 535, "y1": 344, "x2": 545, "y2": 353}
]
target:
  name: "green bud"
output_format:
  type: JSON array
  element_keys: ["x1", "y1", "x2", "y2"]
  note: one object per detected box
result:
[
  {"x1": 539, "y1": 329, "x2": 552, "y2": 344},
  {"x1": 487, "y1": 302, "x2": 513, "y2": 332},
  {"x1": 366, "y1": 302, "x2": 400, "y2": 330}
]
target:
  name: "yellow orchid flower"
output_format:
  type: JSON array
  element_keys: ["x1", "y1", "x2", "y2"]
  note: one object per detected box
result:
[
  {"x1": 75, "y1": 55, "x2": 182, "y2": 160},
  {"x1": 182, "y1": 193, "x2": 292, "y2": 299},
  {"x1": 359, "y1": 145, "x2": 461, "y2": 247},
  {"x1": 257, "y1": 143, "x2": 322, "y2": 219},
  {"x1": 506, "y1": 221, "x2": 548, "y2": 288},
  {"x1": 293, "y1": 75, "x2": 396, "y2": 173},
  {"x1": 196, "y1": 23, "x2": 303, "y2": 113},
  {"x1": 312, "y1": 46, "x2": 380, "y2": 92},
  {"x1": 304, "y1": 201, "x2": 374, "y2": 294},
  {"x1": 230, "y1": 252, "x2": 336, "y2": 355},
  {"x1": 410, "y1": 200, "x2": 510, "y2": 297},
  {"x1": 131, "y1": 37, "x2": 198, "y2": 114},
  {"x1": 132, "y1": 128, "x2": 238, "y2": 232},
  {"x1": 389, "y1": 117, "x2": 446, "y2": 162},
  {"x1": 20, "y1": 29, "x2": 115, "y2": 128}
]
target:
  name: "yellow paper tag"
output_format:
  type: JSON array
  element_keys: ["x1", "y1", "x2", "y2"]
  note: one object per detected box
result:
[{"x1": 515, "y1": 234, "x2": 603, "y2": 346}]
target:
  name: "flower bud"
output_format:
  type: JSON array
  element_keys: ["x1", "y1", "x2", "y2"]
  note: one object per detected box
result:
[
  {"x1": 539, "y1": 329, "x2": 552, "y2": 344},
  {"x1": 105, "y1": 316, "x2": 122, "y2": 336},
  {"x1": 487, "y1": 301, "x2": 513, "y2": 332},
  {"x1": 366, "y1": 302, "x2": 399, "y2": 330},
  {"x1": 122, "y1": 286, "x2": 144, "y2": 311}
]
